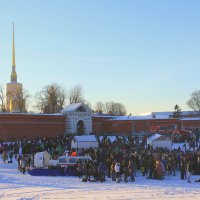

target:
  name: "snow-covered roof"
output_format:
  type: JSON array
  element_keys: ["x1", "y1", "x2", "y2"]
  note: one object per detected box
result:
[
  {"x1": 152, "y1": 111, "x2": 200, "y2": 116},
  {"x1": 109, "y1": 114, "x2": 170, "y2": 121},
  {"x1": 179, "y1": 111, "x2": 200, "y2": 115},
  {"x1": 147, "y1": 134, "x2": 172, "y2": 146},
  {"x1": 61, "y1": 103, "x2": 92, "y2": 114},
  {"x1": 181, "y1": 117, "x2": 200, "y2": 121},
  {"x1": 112, "y1": 115, "x2": 152, "y2": 120},
  {"x1": 61, "y1": 103, "x2": 82, "y2": 112},
  {"x1": 154, "y1": 115, "x2": 170, "y2": 119},
  {"x1": 92, "y1": 114, "x2": 115, "y2": 118},
  {"x1": 73, "y1": 135, "x2": 97, "y2": 142},
  {"x1": 154, "y1": 135, "x2": 171, "y2": 141},
  {"x1": 93, "y1": 110, "x2": 200, "y2": 121},
  {"x1": 0, "y1": 112, "x2": 63, "y2": 117},
  {"x1": 152, "y1": 112, "x2": 173, "y2": 116},
  {"x1": 148, "y1": 133, "x2": 161, "y2": 141}
]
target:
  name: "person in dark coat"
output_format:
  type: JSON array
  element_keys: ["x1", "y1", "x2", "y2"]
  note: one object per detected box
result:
[
  {"x1": 147, "y1": 156, "x2": 155, "y2": 179},
  {"x1": 77, "y1": 160, "x2": 83, "y2": 178},
  {"x1": 171, "y1": 155, "x2": 176, "y2": 176},
  {"x1": 8, "y1": 151, "x2": 13, "y2": 163},
  {"x1": 128, "y1": 160, "x2": 135, "y2": 182},
  {"x1": 98, "y1": 162, "x2": 106, "y2": 183},
  {"x1": 122, "y1": 165, "x2": 128, "y2": 183},
  {"x1": 85, "y1": 160, "x2": 93, "y2": 181},
  {"x1": 93, "y1": 160, "x2": 99, "y2": 180},
  {"x1": 180, "y1": 156, "x2": 187, "y2": 180},
  {"x1": 17, "y1": 155, "x2": 22, "y2": 171}
]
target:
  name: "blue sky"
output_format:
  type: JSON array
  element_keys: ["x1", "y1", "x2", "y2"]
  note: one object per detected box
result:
[{"x1": 0, "y1": 0, "x2": 200, "y2": 114}]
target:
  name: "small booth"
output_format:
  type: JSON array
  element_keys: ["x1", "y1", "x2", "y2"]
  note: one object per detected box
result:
[
  {"x1": 152, "y1": 135, "x2": 172, "y2": 150},
  {"x1": 147, "y1": 133, "x2": 161, "y2": 146},
  {"x1": 34, "y1": 151, "x2": 51, "y2": 168},
  {"x1": 71, "y1": 135, "x2": 99, "y2": 149},
  {"x1": 147, "y1": 134, "x2": 172, "y2": 150}
]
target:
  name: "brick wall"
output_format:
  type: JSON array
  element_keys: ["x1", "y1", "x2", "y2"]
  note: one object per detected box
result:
[
  {"x1": 0, "y1": 114, "x2": 199, "y2": 140},
  {"x1": 0, "y1": 114, "x2": 65, "y2": 140},
  {"x1": 92, "y1": 117, "x2": 183, "y2": 135}
]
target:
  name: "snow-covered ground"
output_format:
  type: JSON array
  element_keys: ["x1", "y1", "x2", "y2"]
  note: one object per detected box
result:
[{"x1": 0, "y1": 159, "x2": 200, "y2": 200}]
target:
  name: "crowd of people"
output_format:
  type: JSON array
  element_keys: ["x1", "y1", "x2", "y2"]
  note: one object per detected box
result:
[
  {"x1": 75, "y1": 135, "x2": 200, "y2": 183},
  {"x1": 0, "y1": 132, "x2": 200, "y2": 183}
]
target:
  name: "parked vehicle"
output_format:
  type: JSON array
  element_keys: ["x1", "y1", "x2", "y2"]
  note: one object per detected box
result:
[
  {"x1": 58, "y1": 156, "x2": 92, "y2": 167},
  {"x1": 28, "y1": 152, "x2": 91, "y2": 176}
]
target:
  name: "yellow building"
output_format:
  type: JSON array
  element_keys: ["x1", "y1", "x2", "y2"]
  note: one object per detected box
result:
[{"x1": 6, "y1": 24, "x2": 23, "y2": 113}]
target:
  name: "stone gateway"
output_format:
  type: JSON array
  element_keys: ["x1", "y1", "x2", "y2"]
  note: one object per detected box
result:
[{"x1": 61, "y1": 103, "x2": 92, "y2": 135}]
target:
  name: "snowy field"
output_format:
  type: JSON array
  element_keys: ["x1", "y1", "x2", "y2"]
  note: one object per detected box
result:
[{"x1": 0, "y1": 159, "x2": 200, "y2": 200}]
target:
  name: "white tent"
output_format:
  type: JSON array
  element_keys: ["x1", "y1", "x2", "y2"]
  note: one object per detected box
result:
[
  {"x1": 147, "y1": 134, "x2": 172, "y2": 150},
  {"x1": 34, "y1": 151, "x2": 51, "y2": 168},
  {"x1": 147, "y1": 133, "x2": 161, "y2": 146},
  {"x1": 71, "y1": 135, "x2": 99, "y2": 149},
  {"x1": 152, "y1": 135, "x2": 172, "y2": 150}
]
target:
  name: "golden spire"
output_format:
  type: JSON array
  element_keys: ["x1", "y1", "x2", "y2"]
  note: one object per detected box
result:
[
  {"x1": 11, "y1": 23, "x2": 17, "y2": 82},
  {"x1": 12, "y1": 23, "x2": 15, "y2": 67}
]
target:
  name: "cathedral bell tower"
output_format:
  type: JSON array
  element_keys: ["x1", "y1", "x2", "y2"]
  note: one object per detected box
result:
[{"x1": 6, "y1": 23, "x2": 23, "y2": 113}]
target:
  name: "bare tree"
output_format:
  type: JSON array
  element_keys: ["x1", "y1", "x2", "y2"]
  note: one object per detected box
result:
[
  {"x1": 67, "y1": 85, "x2": 85, "y2": 104},
  {"x1": 114, "y1": 102, "x2": 127, "y2": 116},
  {"x1": 104, "y1": 101, "x2": 112, "y2": 115},
  {"x1": 94, "y1": 101, "x2": 105, "y2": 114},
  {"x1": 84, "y1": 101, "x2": 92, "y2": 110},
  {"x1": 0, "y1": 85, "x2": 6, "y2": 112},
  {"x1": 15, "y1": 88, "x2": 30, "y2": 113},
  {"x1": 187, "y1": 90, "x2": 200, "y2": 111},
  {"x1": 104, "y1": 101, "x2": 126, "y2": 116},
  {"x1": 35, "y1": 83, "x2": 66, "y2": 113}
]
